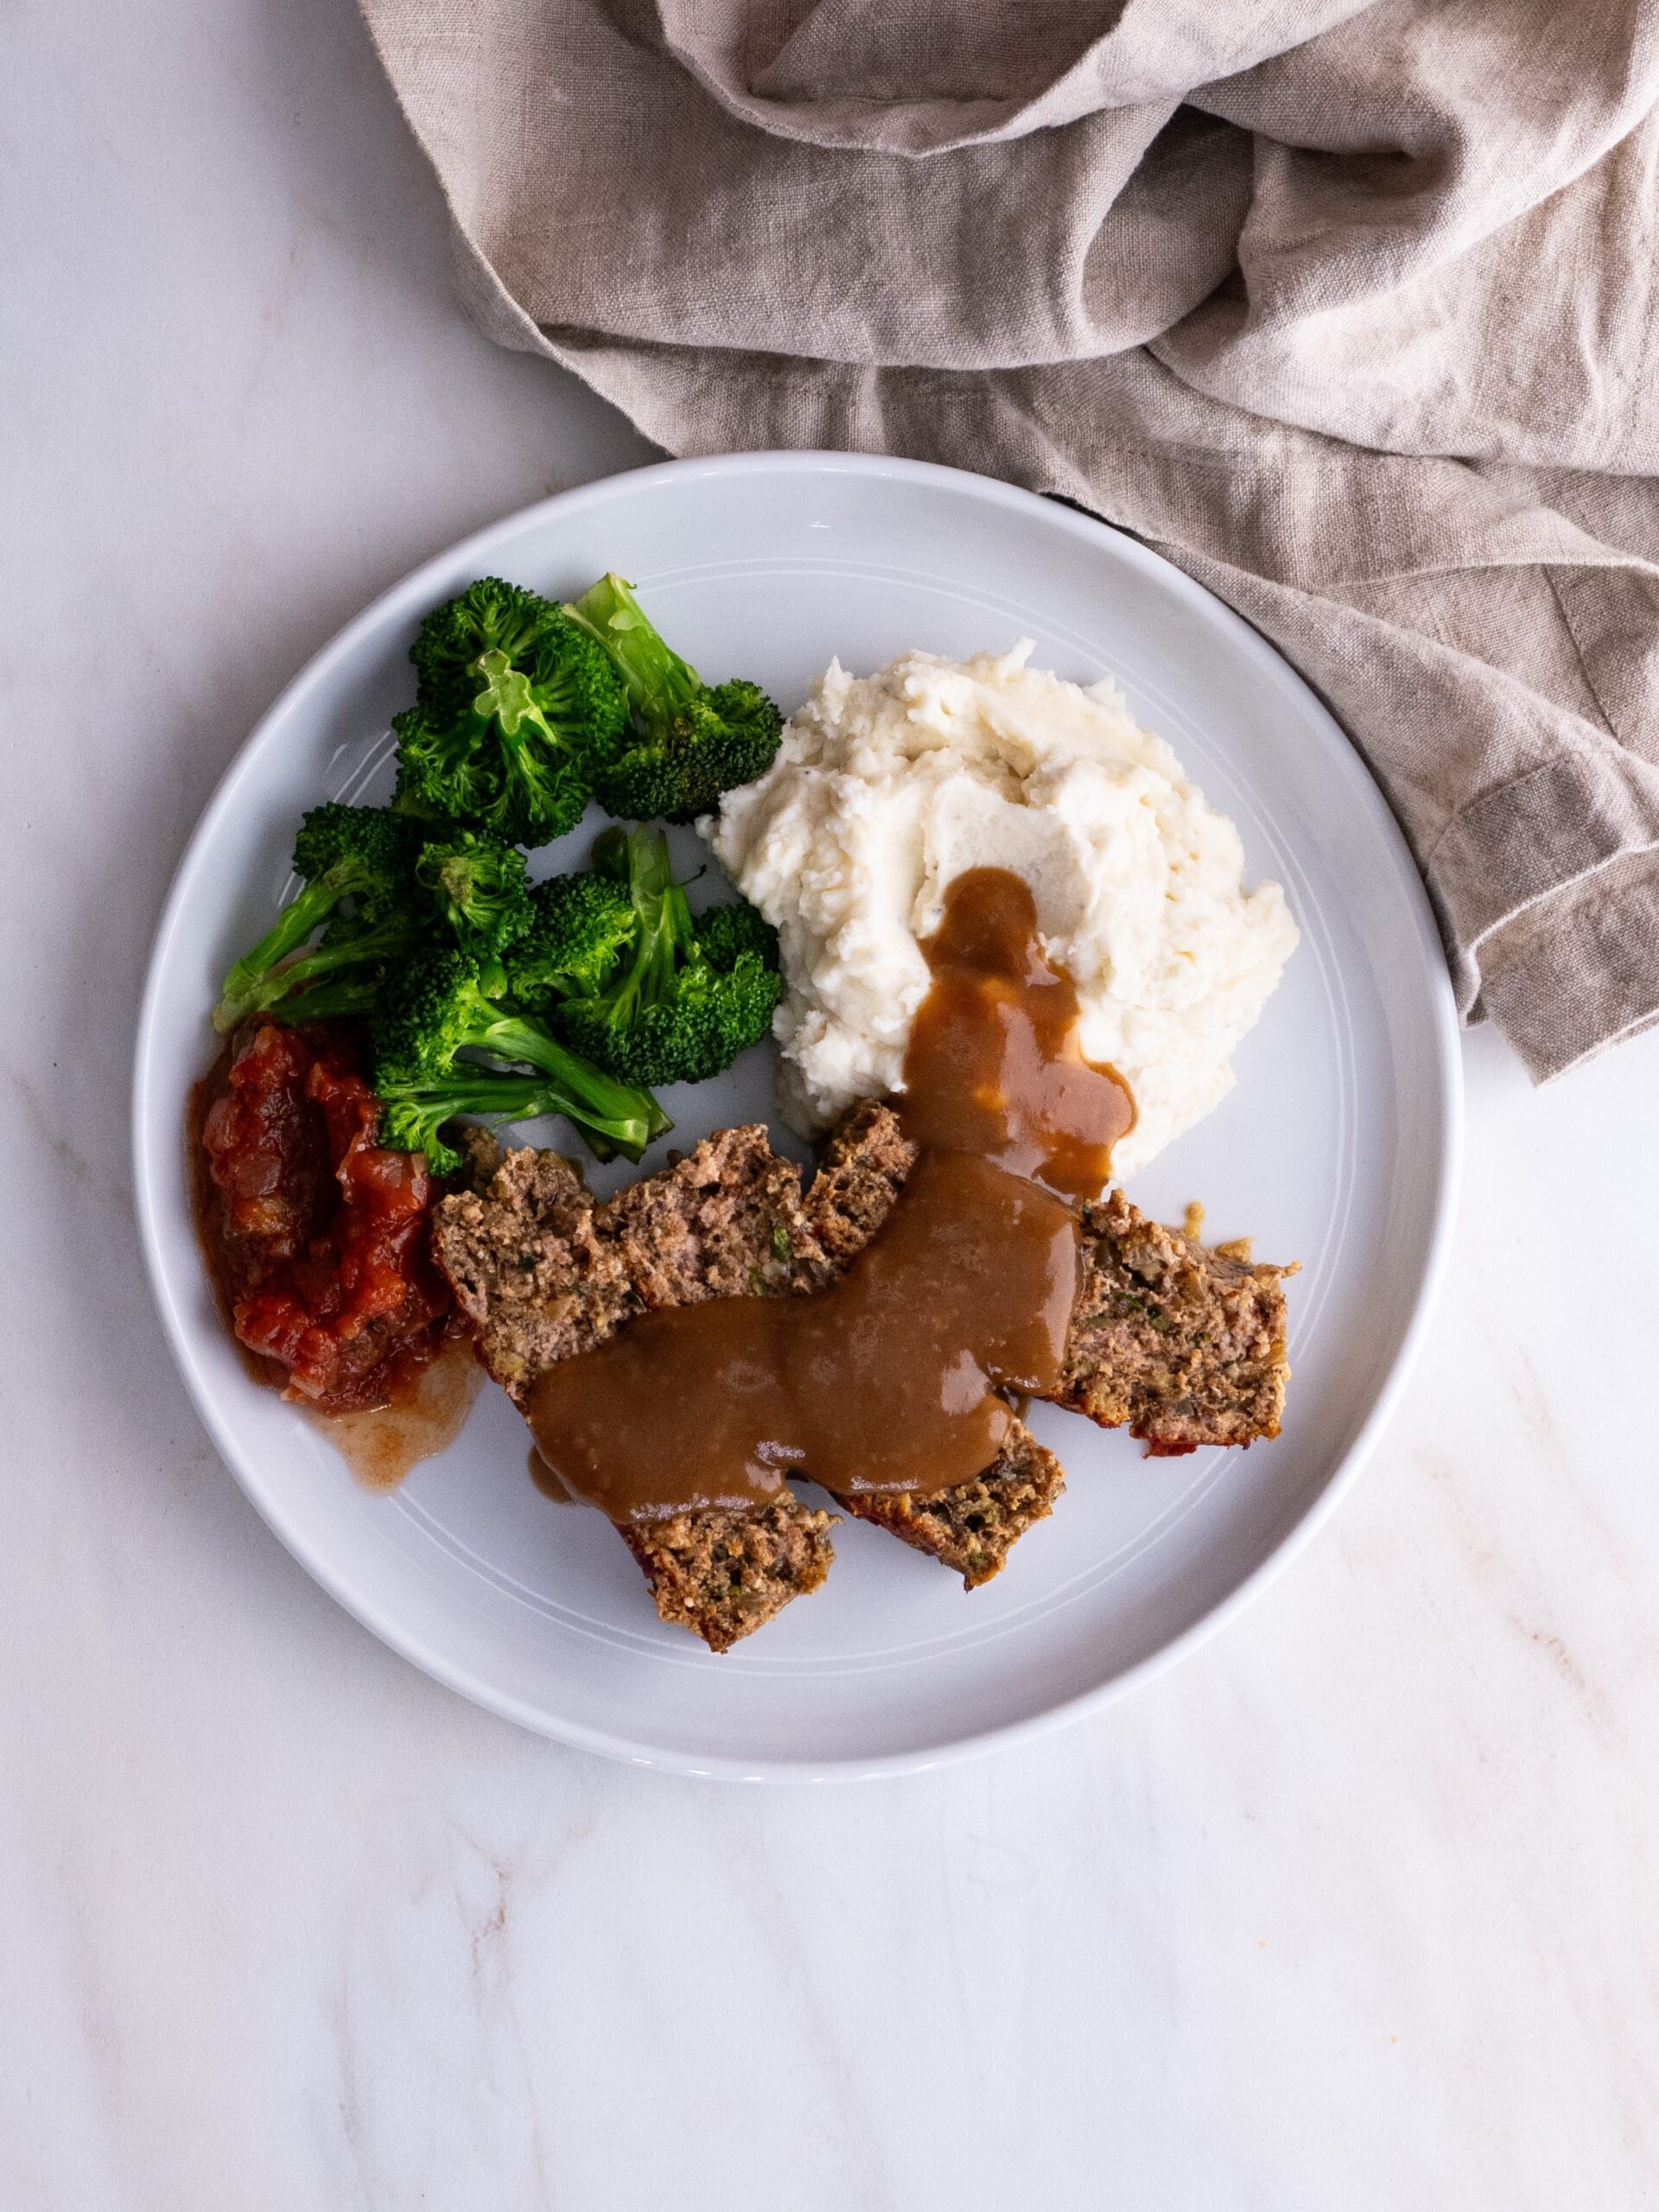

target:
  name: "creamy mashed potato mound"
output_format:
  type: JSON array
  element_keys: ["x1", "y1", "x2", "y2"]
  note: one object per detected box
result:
[{"x1": 706, "y1": 644, "x2": 1298, "y2": 1179}]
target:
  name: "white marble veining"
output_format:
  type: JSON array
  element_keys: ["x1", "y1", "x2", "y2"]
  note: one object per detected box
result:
[{"x1": 6, "y1": 3, "x2": 1659, "y2": 2204}]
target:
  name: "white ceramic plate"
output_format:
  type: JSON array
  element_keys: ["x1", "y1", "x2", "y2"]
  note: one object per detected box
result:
[{"x1": 134, "y1": 453, "x2": 1460, "y2": 1779}]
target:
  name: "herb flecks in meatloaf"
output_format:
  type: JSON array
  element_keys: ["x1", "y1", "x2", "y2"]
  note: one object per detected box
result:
[
  {"x1": 432, "y1": 1126, "x2": 836, "y2": 1652},
  {"x1": 429, "y1": 1103, "x2": 1294, "y2": 1645},
  {"x1": 1060, "y1": 1187, "x2": 1293, "y2": 1453},
  {"x1": 620, "y1": 1500, "x2": 834, "y2": 1655}
]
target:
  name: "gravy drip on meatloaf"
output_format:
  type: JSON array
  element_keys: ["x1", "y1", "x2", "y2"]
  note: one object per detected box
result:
[
  {"x1": 435, "y1": 1112, "x2": 1067, "y2": 1638},
  {"x1": 524, "y1": 1147, "x2": 1077, "y2": 1516},
  {"x1": 523, "y1": 869, "x2": 1130, "y2": 1520}
]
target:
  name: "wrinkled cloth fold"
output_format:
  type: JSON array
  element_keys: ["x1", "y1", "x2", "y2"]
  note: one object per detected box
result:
[{"x1": 359, "y1": 0, "x2": 1659, "y2": 1078}]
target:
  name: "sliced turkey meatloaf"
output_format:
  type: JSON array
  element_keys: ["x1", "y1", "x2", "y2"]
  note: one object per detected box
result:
[
  {"x1": 433, "y1": 1128, "x2": 835, "y2": 1653},
  {"x1": 433, "y1": 1115, "x2": 1065, "y2": 1644},
  {"x1": 431, "y1": 1103, "x2": 1290, "y2": 1645}
]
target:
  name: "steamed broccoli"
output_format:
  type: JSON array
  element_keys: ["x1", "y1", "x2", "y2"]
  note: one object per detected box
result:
[
  {"x1": 414, "y1": 830, "x2": 531, "y2": 959},
  {"x1": 561, "y1": 575, "x2": 783, "y2": 823},
  {"x1": 548, "y1": 825, "x2": 784, "y2": 1087},
  {"x1": 245, "y1": 910, "x2": 417, "y2": 1027},
  {"x1": 392, "y1": 578, "x2": 628, "y2": 845},
  {"x1": 371, "y1": 944, "x2": 667, "y2": 1162},
  {"x1": 275, "y1": 964, "x2": 386, "y2": 1026},
  {"x1": 504, "y1": 871, "x2": 638, "y2": 1006},
  {"x1": 693, "y1": 897, "x2": 782, "y2": 976},
  {"x1": 214, "y1": 803, "x2": 543, "y2": 1035},
  {"x1": 213, "y1": 804, "x2": 415, "y2": 1033},
  {"x1": 377, "y1": 1068, "x2": 626, "y2": 1179}
]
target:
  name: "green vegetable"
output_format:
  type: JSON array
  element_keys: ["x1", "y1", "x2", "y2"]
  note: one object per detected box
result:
[
  {"x1": 413, "y1": 829, "x2": 531, "y2": 959},
  {"x1": 562, "y1": 574, "x2": 783, "y2": 823},
  {"x1": 213, "y1": 804, "x2": 415, "y2": 1033},
  {"x1": 392, "y1": 578, "x2": 627, "y2": 845},
  {"x1": 692, "y1": 897, "x2": 783, "y2": 976},
  {"x1": 504, "y1": 872, "x2": 638, "y2": 1006},
  {"x1": 376, "y1": 1069, "x2": 630, "y2": 1180},
  {"x1": 251, "y1": 912, "x2": 416, "y2": 1027},
  {"x1": 274, "y1": 967, "x2": 385, "y2": 1025},
  {"x1": 547, "y1": 824, "x2": 784, "y2": 1087},
  {"x1": 213, "y1": 804, "x2": 537, "y2": 1036},
  {"x1": 371, "y1": 944, "x2": 667, "y2": 1163}
]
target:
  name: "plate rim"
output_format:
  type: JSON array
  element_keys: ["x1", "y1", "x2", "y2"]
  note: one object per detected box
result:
[{"x1": 131, "y1": 449, "x2": 1464, "y2": 1783}]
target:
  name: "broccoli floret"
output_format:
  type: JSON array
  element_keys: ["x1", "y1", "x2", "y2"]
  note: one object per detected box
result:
[
  {"x1": 414, "y1": 830, "x2": 531, "y2": 959},
  {"x1": 505, "y1": 872, "x2": 637, "y2": 1005},
  {"x1": 214, "y1": 804, "x2": 416, "y2": 1033},
  {"x1": 372, "y1": 945, "x2": 668, "y2": 1162},
  {"x1": 392, "y1": 578, "x2": 628, "y2": 846},
  {"x1": 694, "y1": 898, "x2": 781, "y2": 976},
  {"x1": 214, "y1": 807, "x2": 541, "y2": 1036},
  {"x1": 561, "y1": 575, "x2": 783, "y2": 823},
  {"x1": 552, "y1": 825, "x2": 784, "y2": 1086},
  {"x1": 408, "y1": 575, "x2": 556, "y2": 717}
]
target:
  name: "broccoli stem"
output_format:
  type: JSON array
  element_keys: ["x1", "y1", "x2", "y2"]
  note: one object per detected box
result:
[
  {"x1": 466, "y1": 1011, "x2": 672, "y2": 1143},
  {"x1": 470, "y1": 648, "x2": 559, "y2": 747},
  {"x1": 213, "y1": 878, "x2": 345, "y2": 1033},
  {"x1": 562, "y1": 575, "x2": 699, "y2": 739},
  {"x1": 238, "y1": 912, "x2": 413, "y2": 1020},
  {"x1": 611, "y1": 830, "x2": 674, "y2": 1021},
  {"x1": 381, "y1": 1062, "x2": 658, "y2": 1164},
  {"x1": 277, "y1": 971, "x2": 384, "y2": 1025}
]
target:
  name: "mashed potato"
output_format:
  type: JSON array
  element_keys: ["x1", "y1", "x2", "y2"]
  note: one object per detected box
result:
[{"x1": 705, "y1": 644, "x2": 1298, "y2": 1179}]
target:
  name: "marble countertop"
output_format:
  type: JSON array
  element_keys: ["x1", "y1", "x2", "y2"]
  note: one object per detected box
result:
[{"x1": 7, "y1": 3, "x2": 1658, "y2": 2205}]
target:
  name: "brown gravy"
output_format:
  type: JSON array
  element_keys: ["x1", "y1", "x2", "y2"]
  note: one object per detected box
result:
[
  {"x1": 529, "y1": 1446, "x2": 583, "y2": 1503},
  {"x1": 526, "y1": 1149, "x2": 1077, "y2": 1514},
  {"x1": 902, "y1": 868, "x2": 1134, "y2": 1199},
  {"x1": 525, "y1": 868, "x2": 1135, "y2": 1526}
]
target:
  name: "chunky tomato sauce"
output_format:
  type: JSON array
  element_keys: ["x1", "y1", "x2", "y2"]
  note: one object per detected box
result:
[{"x1": 192, "y1": 1020, "x2": 453, "y2": 1414}]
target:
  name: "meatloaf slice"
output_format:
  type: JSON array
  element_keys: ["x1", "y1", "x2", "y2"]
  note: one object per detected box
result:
[
  {"x1": 1059, "y1": 1189, "x2": 1293, "y2": 1452},
  {"x1": 620, "y1": 1500, "x2": 834, "y2": 1655},
  {"x1": 598, "y1": 1109, "x2": 1062, "y2": 1592},
  {"x1": 799, "y1": 1096, "x2": 918, "y2": 1274},
  {"x1": 797, "y1": 1099, "x2": 1065, "y2": 1585},
  {"x1": 606, "y1": 1123, "x2": 826, "y2": 1307},
  {"x1": 431, "y1": 1129, "x2": 836, "y2": 1650},
  {"x1": 840, "y1": 1418, "x2": 1066, "y2": 1587},
  {"x1": 434, "y1": 1141, "x2": 636, "y2": 1389}
]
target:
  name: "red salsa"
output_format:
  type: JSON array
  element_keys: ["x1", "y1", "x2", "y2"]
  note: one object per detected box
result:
[{"x1": 192, "y1": 1020, "x2": 453, "y2": 1413}]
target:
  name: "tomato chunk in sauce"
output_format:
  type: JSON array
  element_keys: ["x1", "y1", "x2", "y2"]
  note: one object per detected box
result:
[{"x1": 194, "y1": 1020, "x2": 451, "y2": 1412}]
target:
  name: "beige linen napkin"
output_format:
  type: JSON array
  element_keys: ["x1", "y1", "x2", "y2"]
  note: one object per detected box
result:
[{"x1": 359, "y1": 0, "x2": 1659, "y2": 1079}]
